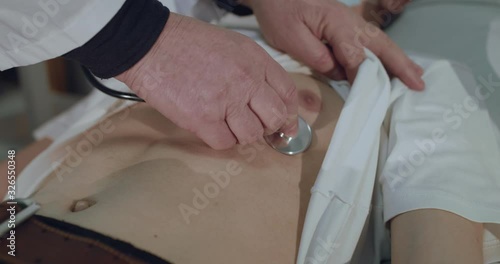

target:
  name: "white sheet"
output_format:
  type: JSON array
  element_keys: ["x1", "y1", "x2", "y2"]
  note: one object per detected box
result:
[
  {"x1": 297, "y1": 48, "x2": 407, "y2": 264},
  {"x1": 0, "y1": 0, "x2": 223, "y2": 70}
]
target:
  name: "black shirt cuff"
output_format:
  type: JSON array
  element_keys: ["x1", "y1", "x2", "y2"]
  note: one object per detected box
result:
[{"x1": 64, "y1": 0, "x2": 170, "y2": 79}]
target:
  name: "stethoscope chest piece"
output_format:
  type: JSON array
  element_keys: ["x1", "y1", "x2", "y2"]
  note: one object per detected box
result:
[{"x1": 264, "y1": 116, "x2": 313, "y2": 156}]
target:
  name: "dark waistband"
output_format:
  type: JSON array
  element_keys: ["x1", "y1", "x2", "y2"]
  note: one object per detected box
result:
[{"x1": 0, "y1": 201, "x2": 171, "y2": 264}]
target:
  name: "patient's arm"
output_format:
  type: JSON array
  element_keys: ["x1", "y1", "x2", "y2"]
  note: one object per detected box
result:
[
  {"x1": 391, "y1": 210, "x2": 484, "y2": 264},
  {"x1": 0, "y1": 138, "x2": 52, "y2": 198}
]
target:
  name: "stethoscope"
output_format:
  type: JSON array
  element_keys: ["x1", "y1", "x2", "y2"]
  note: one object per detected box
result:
[{"x1": 82, "y1": 67, "x2": 313, "y2": 155}]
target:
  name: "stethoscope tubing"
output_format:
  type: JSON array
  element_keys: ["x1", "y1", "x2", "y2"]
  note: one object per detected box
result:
[{"x1": 81, "y1": 66, "x2": 145, "y2": 102}]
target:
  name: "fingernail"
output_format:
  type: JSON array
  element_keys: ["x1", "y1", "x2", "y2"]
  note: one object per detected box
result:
[
  {"x1": 418, "y1": 78, "x2": 425, "y2": 89},
  {"x1": 414, "y1": 63, "x2": 424, "y2": 76},
  {"x1": 283, "y1": 118, "x2": 299, "y2": 137},
  {"x1": 413, "y1": 77, "x2": 425, "y2": 90}
]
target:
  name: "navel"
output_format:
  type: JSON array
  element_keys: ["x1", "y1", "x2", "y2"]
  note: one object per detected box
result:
[{"x1": 71, "y1": 198, "x2": 96, "y2": 212}]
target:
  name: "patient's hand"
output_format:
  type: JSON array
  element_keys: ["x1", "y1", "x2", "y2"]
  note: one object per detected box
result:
[{"x1": 242, "y1": 0, "x2": 424, "y2": 90}]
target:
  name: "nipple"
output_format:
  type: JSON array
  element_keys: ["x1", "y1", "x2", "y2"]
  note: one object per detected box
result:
[{"x1": 264, "y1": 116, "x2": 312, "y2": 155}]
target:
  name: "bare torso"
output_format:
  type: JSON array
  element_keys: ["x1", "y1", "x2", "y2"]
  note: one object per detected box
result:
[{"x1": 31, "y1": 73, "x2": 344, "y2": 264}]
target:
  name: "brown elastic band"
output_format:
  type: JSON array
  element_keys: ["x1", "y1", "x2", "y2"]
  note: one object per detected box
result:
[{"x1": 0, "y1": 201, "x2": 171, "y2": 264}]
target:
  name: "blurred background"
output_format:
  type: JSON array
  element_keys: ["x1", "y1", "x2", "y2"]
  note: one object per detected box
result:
[{"x1": 0, "y1": 59, "x2": 92, "y2": 154}]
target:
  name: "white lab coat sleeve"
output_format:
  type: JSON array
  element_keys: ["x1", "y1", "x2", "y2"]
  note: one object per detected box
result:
[
  {"x1": 0, "y1": 0, "x2": 226, "y2": 71},
  {"x1": 0, "y1": 0, "x2": 126, "y2": 70}
]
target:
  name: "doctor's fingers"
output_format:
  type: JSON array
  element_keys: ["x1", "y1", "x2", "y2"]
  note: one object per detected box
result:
[
  {"x1": 325, "y1": 18, "x2": 424, "y2": 90},
  {"x1": 262, "y1": 60, "x2": 299, "y2": 136},
  {"x1": 278, "y1": 23, "x2": 336, "y2": 77},
  {"x1": 195, "y1": 120, "x2": 237, "y2": 150},
  {"x1": 222, "y1": 81, "x2": 289, "y2": 146},
  {"x1": 325, "y1": 28, "x2": 366, "y2": 84},
  {"x1": 226, "y1": 105, "x2": 265, "y2": 145},
  {"x1": 366, "y1": 30, "x2": 425, "y2": 90},
  {"x1": 248, "y1": 82, "x2": 288, "y2": 136},
  {"x1": 276, "y1": 23, "x2": 348, "y2": 81}
]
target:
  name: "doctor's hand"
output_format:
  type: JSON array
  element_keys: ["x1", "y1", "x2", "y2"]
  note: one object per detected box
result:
[
  {"x1": 116, "y1": 13, "x2": 298, "y2": 150},
  {"x1": 242, "y1": 0, "x2": 424, "y2": 90}
]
